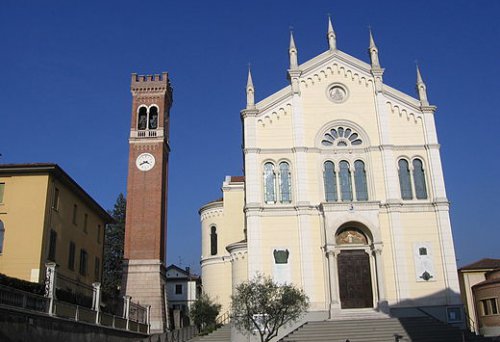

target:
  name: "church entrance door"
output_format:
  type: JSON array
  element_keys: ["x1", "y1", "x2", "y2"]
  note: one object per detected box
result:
[{"x1": 338, "y1": 249, "x2": 373, "y2": 309}]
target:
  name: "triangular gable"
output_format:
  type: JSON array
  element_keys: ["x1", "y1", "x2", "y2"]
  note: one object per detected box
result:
[{"x1": 253, "y1": 47, "x2": 423, "y2": 123}]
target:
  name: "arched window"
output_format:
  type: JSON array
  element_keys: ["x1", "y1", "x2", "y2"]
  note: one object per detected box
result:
[
  {"x1": 210, "y1": 226, "x2": 217, "y2": 256},
  {"x1": 138, "y1": 107, "x2": 148, "y2": 130},
  {"x1": 339, "y1": 161, "x2": 352, "y2": 201},
  {"x1": 354, "y1": 160, "x2": 368, "y2": 201},
  {"x1": 148, "y1": 106, "x2": 158, "y2": 129},
  {"x1": 0, "y1": 220, "x2": 4, "y2": 254},
  {"x1": 413, "y1": 159, "x2": 428, "y2": 199},
  {"x1": 398, "y1": 159, "x2": 413, "y2": 200},
  {"x1": 279, "y1": 162, "x2": 291, "y2": 203},
  {"x1": 324, "y1": 161, "x2": 337, "y2": 202},
  {"x1": 264, "y1": 163, "x2": 276, "y2": 204}
]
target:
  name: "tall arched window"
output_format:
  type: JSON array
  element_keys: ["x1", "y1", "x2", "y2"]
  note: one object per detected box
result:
[
  {"x1": 279, "y1": 162, "x2": 291, "y2": 203},
  {"x1": 264, "y1": 163, "x2": 276, "y2": 204},
  {"x1": 354, "y1": 160, "x2": 368, "y2": 201},
  {"x1": 0, "y1": 220, "x2": 4, "y2": 254},
  {"x1": 413, "y1": 159, "x2": 428, "y2": 199},
  {"x1": 324, "y1": 161, "x2": 337, "y2": 202},
  {"x1": 210, "y1": 226, "x2": 217, "y2": 256},
  {"x1": 138, "y1": 106, "x2": 148, "y2": 130},
  {"x1": 339, "y1": 161, "x2": 352, "y2": 201},
  {"x1": 148, "y1": 106, "x2": 158, "y2": 129},
  {"x1": 398, "y1": 159, "x2": 413, "y2": 200}
]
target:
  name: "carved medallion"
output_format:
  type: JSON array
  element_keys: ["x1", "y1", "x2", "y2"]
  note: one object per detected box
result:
[{"x1": 327, "y1": 84, "x2": 348, "y2": 103}]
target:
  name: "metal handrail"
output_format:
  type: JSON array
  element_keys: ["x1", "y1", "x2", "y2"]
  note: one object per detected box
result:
[{"x1": 216, "y1": 310, "x2": 231, "y2": 325}]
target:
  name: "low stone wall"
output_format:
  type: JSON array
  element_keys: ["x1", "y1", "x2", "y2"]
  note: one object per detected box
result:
[{"x1": 0, "y1": 305, "x2": 147, "y2": 342}]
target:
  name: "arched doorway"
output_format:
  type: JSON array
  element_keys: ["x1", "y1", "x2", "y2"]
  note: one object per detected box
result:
[{"x1": 336, "y1": 228, "x2": 373, "y2": 309}]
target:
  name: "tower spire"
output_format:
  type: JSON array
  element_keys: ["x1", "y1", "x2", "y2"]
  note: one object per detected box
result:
[
  {"x1": 416, "y1": 64, "x2": 429, "y2": 106},
  {"x1": 368, "y1": 28, "x2": 381, "y2": 69},
  {"x1": 246, "y1": 65, "x2": 255, "y2": 109},
  {"x1": 327, "y1": 15, "x2": 336, "y2": 51},
  {"x1": 289, "y1": 30, "x2": 299, "y2": 70}
]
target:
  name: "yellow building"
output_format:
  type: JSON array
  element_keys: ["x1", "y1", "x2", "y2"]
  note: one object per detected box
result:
[
  {"x1": 200, "y1": 17, "x2": 463, "y2": 329},
  {"x1": 0, "y1": 163, "x2": 113, "y2": 297},
  {"x1": 458, "y1": 258, "x2": 500, "y2": 335}
]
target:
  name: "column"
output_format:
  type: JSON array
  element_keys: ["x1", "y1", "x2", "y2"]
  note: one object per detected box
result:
[
  {"x1": 326, "y1": 248, "x2": 340, "y2": 316},
  {"x1": 44, "y1": 262, "x2": 57, "y2": 316},
  {"x1": 92, "y1": 282, "x2": 102, "y2": 324}
]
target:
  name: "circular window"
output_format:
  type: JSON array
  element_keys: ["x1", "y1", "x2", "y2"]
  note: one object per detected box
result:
[{"x1": 327, "y1": 84, "x2": 348, "y2": 103}]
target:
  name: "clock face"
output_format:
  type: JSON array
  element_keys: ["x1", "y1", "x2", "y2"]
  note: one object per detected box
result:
[{"x1": 136, "y1": 153, "x2": 155, "y2": 171}]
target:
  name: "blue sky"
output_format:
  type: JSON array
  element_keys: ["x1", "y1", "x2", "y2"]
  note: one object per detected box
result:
[{"x1": 1, "y1": 1, "x2": 499, "y2": 273}]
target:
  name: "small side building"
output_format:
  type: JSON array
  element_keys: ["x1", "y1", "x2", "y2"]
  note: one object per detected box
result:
[
  {"x1": 0, "y1": 163, "x2": 113, "y2": 298},
  {"x1": 459, "y1": 258, "x2": 500, "y2": 335},
  {"x1": 165, "y1": 264, "x2": 201, "y2": 328}
]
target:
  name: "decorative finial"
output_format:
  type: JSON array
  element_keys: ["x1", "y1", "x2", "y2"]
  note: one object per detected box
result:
[
  {"x1": 368, "y1": 26, "x2": 376, "y2": 49},
  {"x1": 368, "y1": 27, "x2": 381, "y2": 69},
  {"x1": 289, "y1": 29, "x2": 298, "y2": 70},
  {"x1": 415, "y1": 63, "x2": 429, "y2": 106},
  {"x1": 246, "y1": 64, "x2": 254, "y2": 88},
  {"x1": 289, "y1": 28, "x2": 296, "y2": 50},
  {"x1": 246, "y1": 65, "x2": 255, "y2": 109},
  {"x1": 327, "y1": 15, "x2": 336, "y2": 51},
  {"x1": 416, "y1": 61, "x2": 424, "y2": 84}
]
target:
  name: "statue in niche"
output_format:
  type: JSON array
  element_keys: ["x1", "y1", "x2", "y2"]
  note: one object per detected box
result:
[
  {"x1": 149, "y1": 114, "x2": 158, "y2": 129},
  {"x1": 273, "y1": 249, "x2": 289, "y2": 264},
  {"x1": 138, "y1": 114, "x2": 147, "y2": 130},
  {"x1": 336, "y1": 229, "x2": 368, "y2": 245}
]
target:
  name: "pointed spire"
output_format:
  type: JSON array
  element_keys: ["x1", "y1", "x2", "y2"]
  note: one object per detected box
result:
[
  {"x1": 368, "y1": 28, "x2": 381, "y2": 69},
  {"x1": 289, "y1": 30, "x2": 299, "y2": 70},
  {"x1": 246, "y1": 65, "x2": 255, "y2": 109},
  {"x1": 246, "y1": 66, "x2": 254, "y2": 89},
  {"x1": 369, "y1": 29, "x2": 377, "y2": 49},
  {"x1": 416, "y1": 64, "x2": 424, "y2": 84},
  {"x1": 415, "y1": 64, "x2": 429, "y2": 106},
  {"x1": 327, "y1": 15, "x2": 336, "y2": 51}
]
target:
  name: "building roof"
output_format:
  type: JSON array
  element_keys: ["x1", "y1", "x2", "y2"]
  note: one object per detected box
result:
[
  {"x1": 459, "y1": 258, "x2": 500, "y2": 271},
  {"x1": 230, "y1": 176, "x2": 245, "y2": 183},
  {"x1": 166, "y1": 264, "x2": 200, "y2": 281},
  {"x1": 472, "y1": 270, "x2": 500, "y2": 289},
  {"x1": 0, "y1": 163, "x2": 113, "y2": 223}
]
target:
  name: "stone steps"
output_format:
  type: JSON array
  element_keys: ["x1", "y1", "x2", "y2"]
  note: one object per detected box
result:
[
  {"x1": 187, "y1": 324, "x2": 231, "y2": 342},
  {"x1": 280, "y1": 317, "x2": 494, "y2": 342}
]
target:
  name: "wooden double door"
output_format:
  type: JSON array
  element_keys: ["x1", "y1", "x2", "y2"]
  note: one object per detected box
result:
[{"x1": 337, "y1": 249, "x2": 373, "y2": 309}]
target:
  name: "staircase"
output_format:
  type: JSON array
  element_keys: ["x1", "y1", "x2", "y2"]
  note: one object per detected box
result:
[
  {"x1": 188, "y1": 324, "x2": 231, "y2": 342},
  {"x1": 280, "y1": 316, "x2": 495, "y2": 342}
]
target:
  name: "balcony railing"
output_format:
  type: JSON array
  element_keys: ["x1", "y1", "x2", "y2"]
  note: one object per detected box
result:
[
  {"x1": 131, "y1": 129, "x2": 163, "y2": 138},
  {"x1": 0, "y1": 284, "x2": 148, "y2": 334}
]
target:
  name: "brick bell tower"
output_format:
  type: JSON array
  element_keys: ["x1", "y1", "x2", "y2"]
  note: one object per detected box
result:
[{"x1": 122, "y1": 72, "x2": 172, "y2": 332}]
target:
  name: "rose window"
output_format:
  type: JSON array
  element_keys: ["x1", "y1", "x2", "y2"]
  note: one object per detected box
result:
[{"x1": 321, "y1": 127, "x2": 362, "y2": 147}]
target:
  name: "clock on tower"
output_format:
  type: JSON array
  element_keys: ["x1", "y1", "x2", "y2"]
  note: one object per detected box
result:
[{"x1": 122, "y1": 72, "x2": 172, "y2": 332}]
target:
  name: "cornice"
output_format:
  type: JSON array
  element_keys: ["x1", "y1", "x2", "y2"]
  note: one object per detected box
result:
[
  {"x1": 241, "y1": 108, "x2": 260, "y2": 119},
  {"x1": 199, "y1": 201, "x2": 223, "y2": 218},
  {"x1": 320, "y1": 201, "x2": 381, "y2": 213},
  {"x1": 200, "y1": 255, "x2": 230, "y2": 266},
  {"x1": 243, "y1": 144, "x2": 438, "y2": 156}
]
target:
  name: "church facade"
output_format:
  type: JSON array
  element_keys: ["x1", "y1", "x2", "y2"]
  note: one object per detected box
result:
[{"x1": 200, "y1": 19, "x2": 462, "y2": 323}]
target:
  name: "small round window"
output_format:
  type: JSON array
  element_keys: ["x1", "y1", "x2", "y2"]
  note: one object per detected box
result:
[{"x1": 327, "y1": 84, "x2": 348, "y2": 103}]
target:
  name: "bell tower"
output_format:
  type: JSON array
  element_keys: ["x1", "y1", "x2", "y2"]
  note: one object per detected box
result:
[{"x1": 122, "y1": 72, "x2": 172, "y2": 332}]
